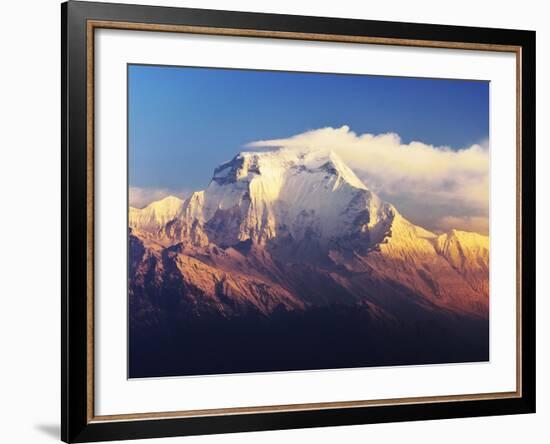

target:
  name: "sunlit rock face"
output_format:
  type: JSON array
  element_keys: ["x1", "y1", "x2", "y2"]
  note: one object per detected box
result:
[{"x1": 129, "y1": 146, "x2": 489, "y2": 322}]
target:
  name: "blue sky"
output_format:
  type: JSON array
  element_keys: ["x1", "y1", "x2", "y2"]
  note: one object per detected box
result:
[{"x1": 128, "y1": 64, "x2": 489, "y2": 196}]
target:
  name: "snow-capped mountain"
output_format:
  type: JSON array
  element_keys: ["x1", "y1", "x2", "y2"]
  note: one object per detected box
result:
[
  {"x1": 129, "y1": 195, "x2": 183, "y2": 232},
  {"x1": 157, "y1": 148, "x2": 394, "y2": 249},
  {"x1": 130, "y1": 147, "x2": 489, "y2": 322}
]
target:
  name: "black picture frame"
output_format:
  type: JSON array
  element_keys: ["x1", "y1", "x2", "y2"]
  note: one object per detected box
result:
[{"x1": 62, "y1": 1, "x2": 536, "y2": 442}]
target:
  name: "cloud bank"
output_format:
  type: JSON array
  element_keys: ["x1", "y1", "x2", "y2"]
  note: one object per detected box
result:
[{"x1": 248, "y1": 126, "x2": 489, "y2": 235}]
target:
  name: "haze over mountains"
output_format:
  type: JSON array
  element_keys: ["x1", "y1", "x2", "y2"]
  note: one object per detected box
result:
[{"x1": 129, "y1": 146, "x2": 489, "y2": 377}]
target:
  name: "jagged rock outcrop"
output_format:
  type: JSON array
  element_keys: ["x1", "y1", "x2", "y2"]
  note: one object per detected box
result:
[{"x1": 129, "y1": 147, "x2": 489, "y2": 323}]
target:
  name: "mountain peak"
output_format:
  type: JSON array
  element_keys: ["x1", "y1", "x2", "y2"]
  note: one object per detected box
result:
[
  {"x1": 212, "y1": 147, "x2": 367, "y2": 191},
  {"x1": 148, "y1": 194, "x2": 183, "y2": 208},
  {"x1": 324, "y1": 149, "x2": 367, "y2": 190},
  {"x1": 164, "y1": 146, "x2": 394, "y2": 247},
  {"x1": 130, "y1": 194, "x2": 184, "y2": 232}
]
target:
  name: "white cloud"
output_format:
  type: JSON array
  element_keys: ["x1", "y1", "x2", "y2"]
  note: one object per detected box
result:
[
  {"x1": 248, "y1": 126, "x2": 489, "y2": 234},
  {"x1": 129, "y1": 187, "x2": 187, "y2": 208}
]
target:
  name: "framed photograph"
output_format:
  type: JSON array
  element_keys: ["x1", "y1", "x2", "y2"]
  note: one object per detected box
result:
[{"x1": 61, "y1": 1, "x2": 536, "y2": 442}]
